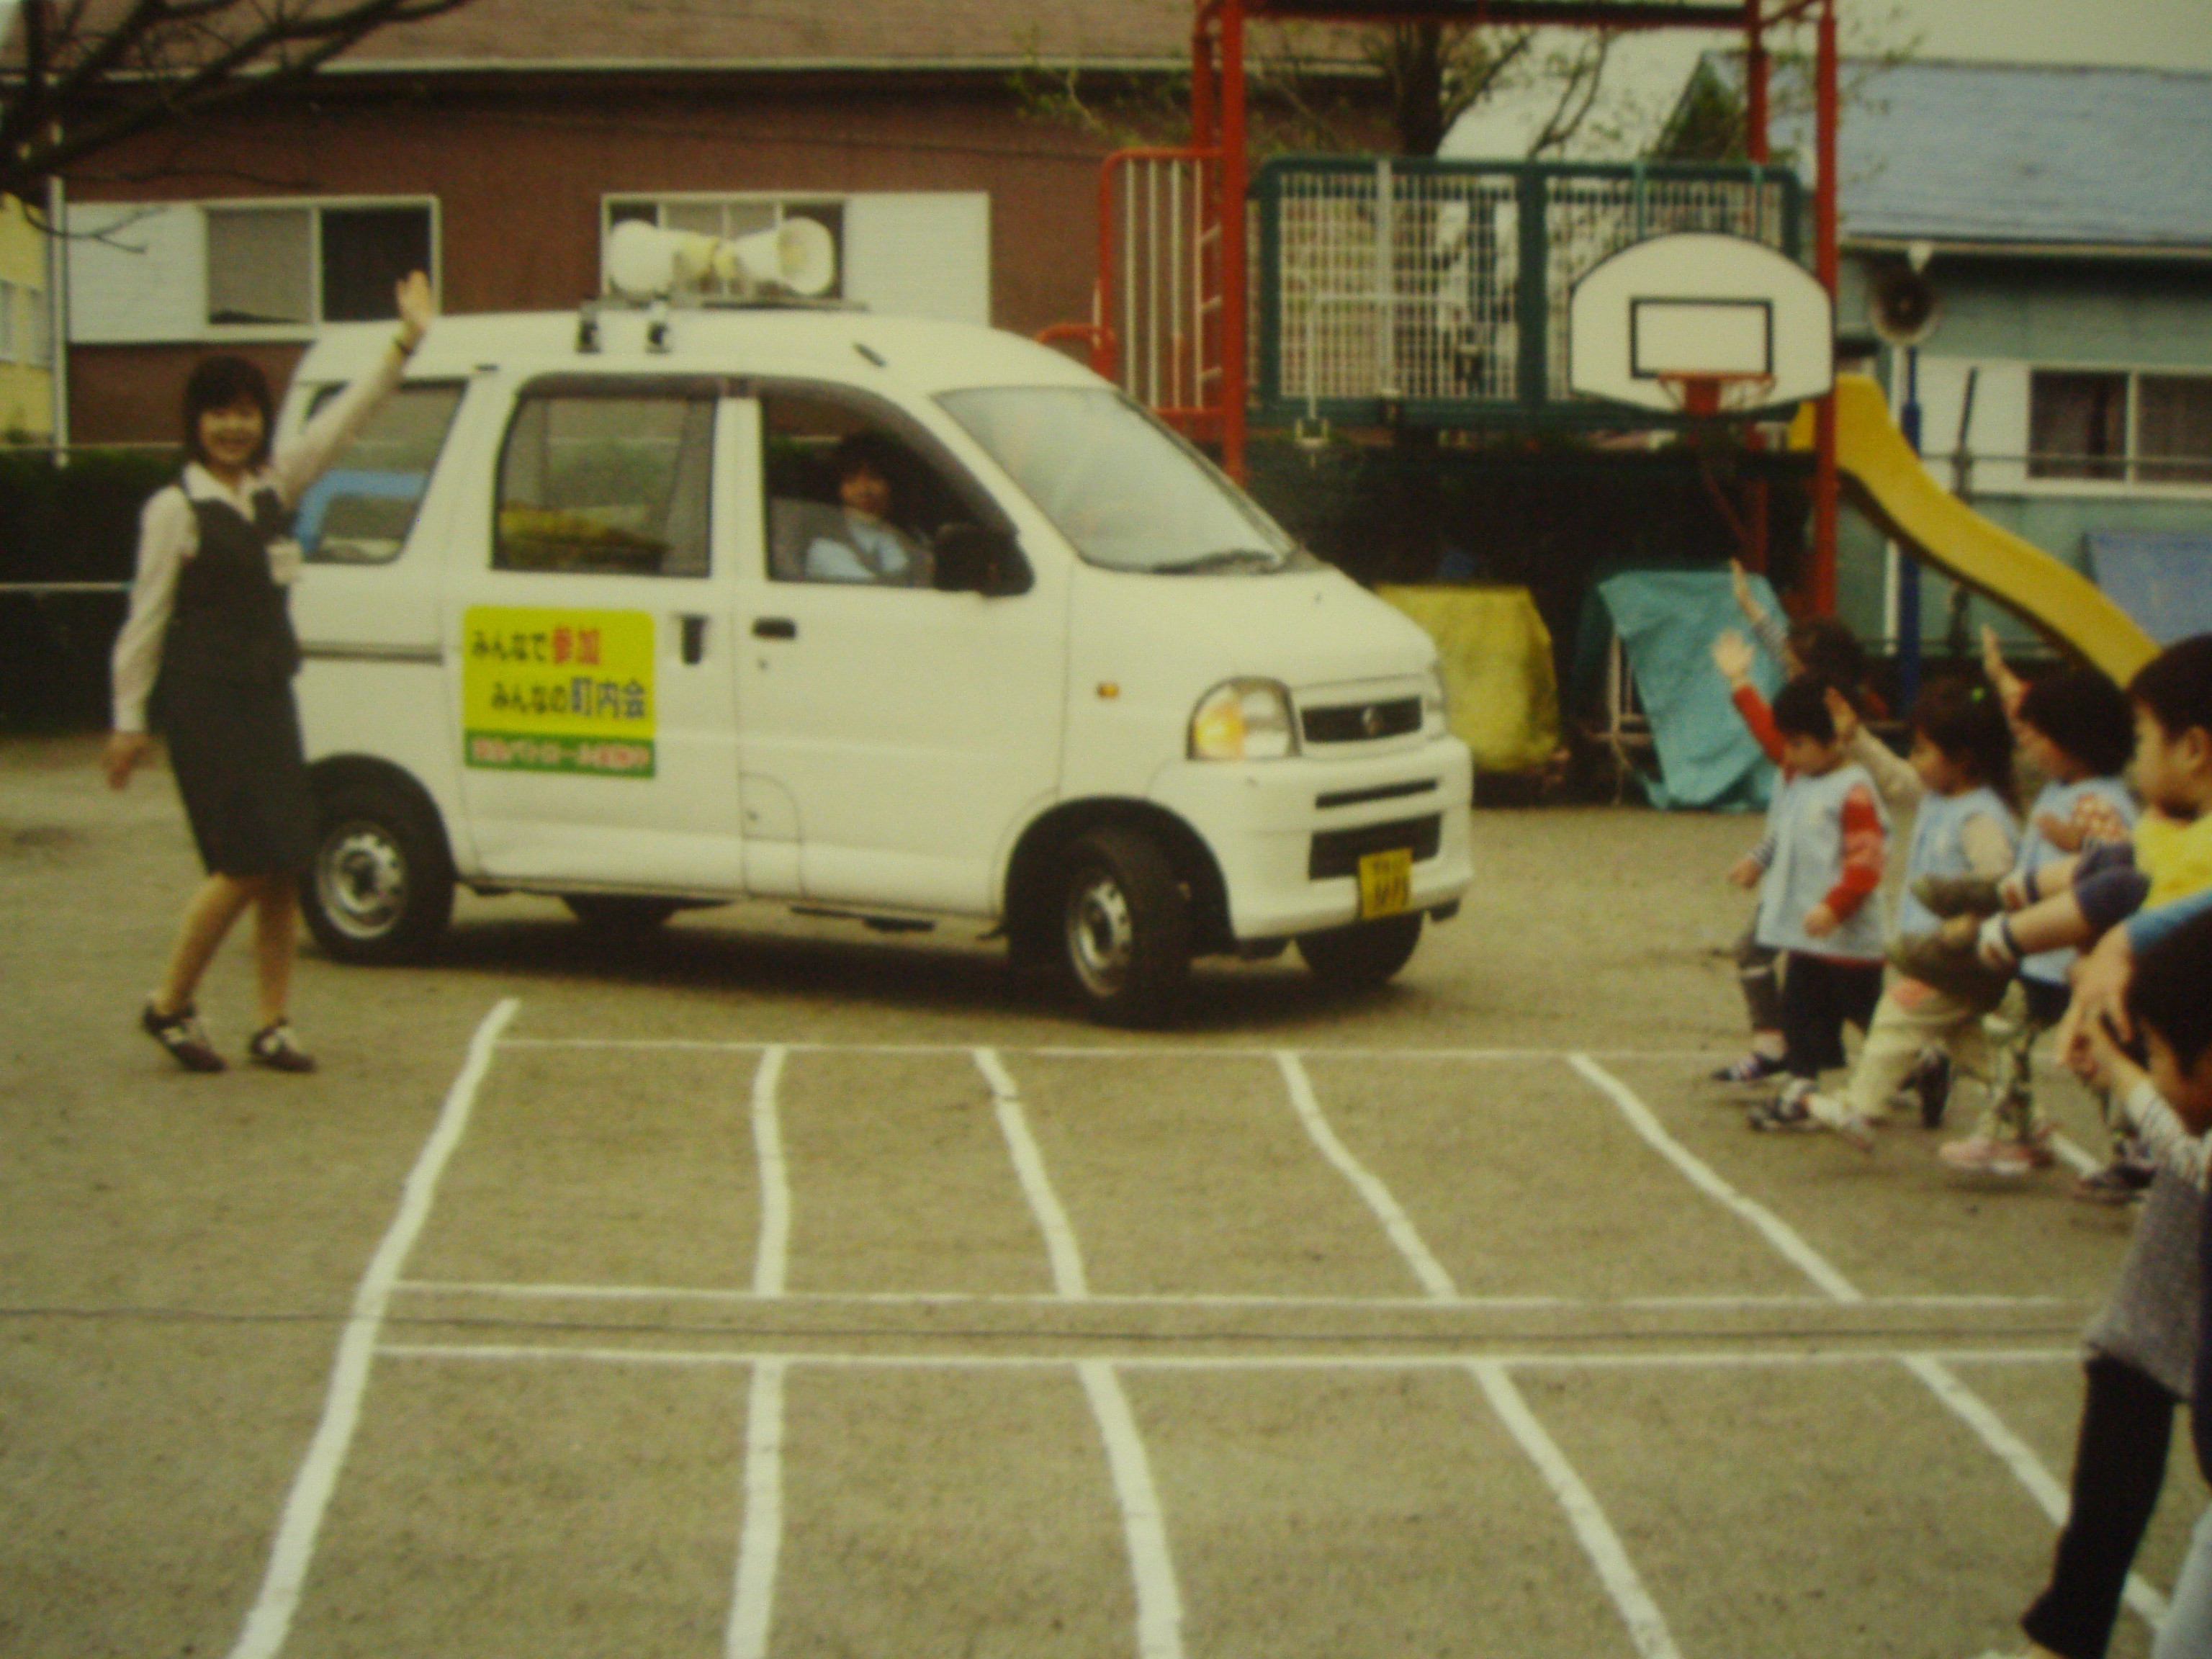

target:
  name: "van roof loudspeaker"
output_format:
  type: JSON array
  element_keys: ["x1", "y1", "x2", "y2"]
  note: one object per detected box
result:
[{"x1": 606, "y1": 217, "x2": 837, "y2": 301}]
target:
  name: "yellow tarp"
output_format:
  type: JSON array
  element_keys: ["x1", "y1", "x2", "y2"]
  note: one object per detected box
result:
[{"x1": 1379, "y1": 584, "x2": 1560, "y2": 773}]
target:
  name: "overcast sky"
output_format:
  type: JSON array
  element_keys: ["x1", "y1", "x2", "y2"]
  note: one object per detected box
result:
[{"x1": 1446, "y1": 0, "x2": 2212, "y2": 156}]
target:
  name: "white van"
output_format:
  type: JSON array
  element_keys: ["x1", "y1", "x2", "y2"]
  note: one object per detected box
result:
[{"x1": 280, "y1": 303, "x2": 1474, "y2": 1023}]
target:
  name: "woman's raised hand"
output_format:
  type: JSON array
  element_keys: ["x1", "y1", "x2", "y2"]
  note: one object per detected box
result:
[{"x1": 395, "y1": 271, "x2": 436, "y2": 351}]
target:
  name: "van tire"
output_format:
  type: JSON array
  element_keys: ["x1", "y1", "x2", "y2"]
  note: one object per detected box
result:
[
  {"x1": 1296, "y1": 913, "x2": 1423, "y2": 989},
  {"x1": 1061, "y1": 826, "x2": 1191, "y2": 1027},
  {"x1": 301, "y1": 782, "x2": 455, "y2": 965},
  {"x1": 563, "y1": 895, "x2": 683, "y2": 933}
]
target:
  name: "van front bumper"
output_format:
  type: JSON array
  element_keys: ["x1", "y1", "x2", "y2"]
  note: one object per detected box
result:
[{"x1": 1149, "y1": 737, "x2": 1475, "y2": 942}]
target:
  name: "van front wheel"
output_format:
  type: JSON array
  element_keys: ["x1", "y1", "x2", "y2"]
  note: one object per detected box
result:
[
  {"x1": 1061, "y1": 827, "x2": 1191, "y2": 1027},
  {"x1": 1296, "y1": 913, "x2": 1423, "y2": 989},
  {"x1": 301, "y1": 783, "x2": 454, "y2": 965}
]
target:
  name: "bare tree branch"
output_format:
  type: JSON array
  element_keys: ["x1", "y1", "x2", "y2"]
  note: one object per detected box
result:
[{"x1": 0, "y1": 0, "x2": 482, "y2": 207}]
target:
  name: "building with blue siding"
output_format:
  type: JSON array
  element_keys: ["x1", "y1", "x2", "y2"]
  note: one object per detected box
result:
[{"x1": 1673, "y1": 57, "x2": 2212, "y2": 654}]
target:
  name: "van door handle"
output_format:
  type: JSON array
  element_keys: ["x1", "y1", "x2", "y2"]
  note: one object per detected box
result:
[
  {"x1": 752, "y1": 617, "x2": 797, "y2": 640},
  {"x1": 679, "y1": 614, "x2": 708, "y2": 665}
]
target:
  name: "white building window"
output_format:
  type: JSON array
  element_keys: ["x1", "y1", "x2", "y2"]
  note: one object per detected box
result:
[
  {"x1": 0, "y1": 280, "x2": 16, "y2": 363},
  {"x1": 207, "y1": 201, "x2": 434, "y2": 327},
  {"x1": 2030, "y1": 368, "x2": 2212, "y2": 487}
]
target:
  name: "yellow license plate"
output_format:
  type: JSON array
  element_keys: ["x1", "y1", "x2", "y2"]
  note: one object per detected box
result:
[{"x1": 1357, "y1": 848, "x2": 1413, "y2": 919}]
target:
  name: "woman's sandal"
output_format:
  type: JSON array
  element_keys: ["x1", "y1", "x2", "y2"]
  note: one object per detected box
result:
[
  {"x1": 142, "y1": 999, "x2": 225, "y2": 1072},
  {"x1": 247, "y1": 1021, "x2": 318, "y2": 1074}
]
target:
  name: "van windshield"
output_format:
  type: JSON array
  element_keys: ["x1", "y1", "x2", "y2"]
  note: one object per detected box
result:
[{"x1": 936, "y1": 387, "x2": 1316, "y2": 575}]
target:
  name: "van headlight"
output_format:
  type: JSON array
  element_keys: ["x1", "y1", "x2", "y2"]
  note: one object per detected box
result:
[
  {"x1": 1190, "y1": 678, "x2": 1298, "y2": 760},
  {"x1": 1421, "y1": 665, "x2": 1449, "y2": 737}
]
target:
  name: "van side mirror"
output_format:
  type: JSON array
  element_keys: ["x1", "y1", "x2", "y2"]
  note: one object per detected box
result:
[{"x1": 932, "y1": 523, "x2": 1031, "y2": 597}]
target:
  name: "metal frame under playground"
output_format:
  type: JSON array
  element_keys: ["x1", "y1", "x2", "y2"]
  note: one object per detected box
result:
[{"x1": 1044, "y1": 0, "x2": 1851, "y2": 611}]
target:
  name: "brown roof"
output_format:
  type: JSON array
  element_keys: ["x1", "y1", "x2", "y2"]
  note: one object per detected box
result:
[{"x1": 331, "y1": 0, "x2": 1338, "y2": 71}]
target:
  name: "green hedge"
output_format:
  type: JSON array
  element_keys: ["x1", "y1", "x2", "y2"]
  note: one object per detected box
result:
[{"x1": 0, "y1": 448, "x2": 177, "y2": 729}]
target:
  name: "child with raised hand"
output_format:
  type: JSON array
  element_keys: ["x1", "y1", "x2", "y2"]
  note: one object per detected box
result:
[
  {"x1": 1709, "y1": 604, "x2": 1895, "y2": 1087},
  {"x1": 1900, "y1": 636, "x2": 2212, "y2": 989},
  {"x1": 1923, "y1": 642, "x2": 2139, "y2": 1177},
  {"x1": 1797, "y1": 674, "x2": 2019, "y2": 1148},
  {"x1": 1730, "y1": 676, "x2": 1891, "y2": 1130}
]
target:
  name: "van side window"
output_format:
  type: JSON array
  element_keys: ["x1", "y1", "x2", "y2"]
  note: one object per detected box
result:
[
  {"x1": 495, "y1": 392, "x2": 714, "y2": 577},
  {"x1": 299, "y1": 382, "x2": 464, "y2": 565},
  {"x1": 762, "y1": 392, "x2": 963, "y2": 588}
]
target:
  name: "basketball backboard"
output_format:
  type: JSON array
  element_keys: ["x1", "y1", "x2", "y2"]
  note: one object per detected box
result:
[{"x1": 1567, "y1": 232, "x2": 1833, "y2": 416}]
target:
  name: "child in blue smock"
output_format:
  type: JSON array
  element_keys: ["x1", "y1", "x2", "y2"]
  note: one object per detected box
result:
[
  {"x1": 1732, "y1": 676, "x2": 1891, "y2": 1131},
  {"x1": 1930, "y1": 647, "x2": 2139, "y2": 1177},
  {"x1": 1798, "y1": 674, "x2": 2018, "y2": 1147}
]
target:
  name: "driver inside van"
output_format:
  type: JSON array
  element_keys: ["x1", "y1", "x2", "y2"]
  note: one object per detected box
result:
[{"x1": 803, "y1": 431, "x2": 929, "y2": 585}]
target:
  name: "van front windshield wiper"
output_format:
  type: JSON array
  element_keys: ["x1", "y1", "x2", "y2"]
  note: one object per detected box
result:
[{"x1": 1152, "y1": 547, "x2": 1290, "y2": 575}]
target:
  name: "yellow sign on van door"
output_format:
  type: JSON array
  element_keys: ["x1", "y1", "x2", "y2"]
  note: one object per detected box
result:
[{"x1": 462, "y1": 606, "x2": 656, "y2": 778}]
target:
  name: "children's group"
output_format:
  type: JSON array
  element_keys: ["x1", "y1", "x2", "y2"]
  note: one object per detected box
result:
[{"x1": 1706, "y1": 576, "x2": 2212, "y2": 1659}]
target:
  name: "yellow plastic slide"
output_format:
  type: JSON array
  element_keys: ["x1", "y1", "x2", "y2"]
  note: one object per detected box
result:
[{"x1": 1791, "y1": 373, "x2": 2159, "y2": 685}]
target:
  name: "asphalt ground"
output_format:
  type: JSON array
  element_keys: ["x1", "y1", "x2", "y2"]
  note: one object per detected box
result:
[{"x1": 3, "y1": 730, "x2": 2206, "y2": 1659}]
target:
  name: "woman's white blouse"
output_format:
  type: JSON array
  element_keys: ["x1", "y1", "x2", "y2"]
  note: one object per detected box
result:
[{"x1": 109, "y1": 348, "x2": 408, "y2": 732}]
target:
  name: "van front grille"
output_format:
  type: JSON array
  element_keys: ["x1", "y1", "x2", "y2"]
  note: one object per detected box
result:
[
  {"x1": 1301, "y1": 696, "x2": 1422, "y2": 745},
  {"x1": 1308, "y1": 814, "x2": 1443, "y2": 881}
]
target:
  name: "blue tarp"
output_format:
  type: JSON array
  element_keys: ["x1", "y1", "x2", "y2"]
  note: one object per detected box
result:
[
  {"x1": 2088, "y1": 532, "x2": 2212, "y2": 647},
  {"x1": 1596, "y1": 569, "x2": 1784, "y2": 811}
]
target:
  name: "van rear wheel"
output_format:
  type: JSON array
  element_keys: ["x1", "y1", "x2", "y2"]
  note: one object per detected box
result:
[
  {"x1": 1296, "y1": 913, "x2": 1423, "y2": 989},
  {"x1": 301, "y1": 782, "x2": 454, "y2": 965},
  {"x1": 1061, "y1": 826, "x2": 1191, "y2": 1028}
]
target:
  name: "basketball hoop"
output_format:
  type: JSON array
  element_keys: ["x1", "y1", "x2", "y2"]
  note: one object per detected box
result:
[{"x1": 1656, "y1": 371, "x2": 1776, "y2": 419}]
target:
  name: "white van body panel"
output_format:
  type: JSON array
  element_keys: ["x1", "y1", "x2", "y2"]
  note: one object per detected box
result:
[{"x1": 280, "y1": 307, "x2": 1475, "y2": 984}]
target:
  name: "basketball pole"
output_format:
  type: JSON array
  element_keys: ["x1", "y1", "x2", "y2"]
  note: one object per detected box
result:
[{"x1": 1812, "y1": 0, "x2": 1841, "y2": 616}]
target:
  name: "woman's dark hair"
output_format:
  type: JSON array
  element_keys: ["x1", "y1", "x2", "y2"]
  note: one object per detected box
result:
[
  {"x1": 2016, "y1": 666, "x2": 2136, "y2": 778},
  {"x1": 1771, "y1": 675, "x2": 1838, "y2": 745},
  {"x1": 1912, "y1": 673, "x2": 2014, "y2": 799},
  {"x1": 2130, "y1": 634, "x2": 2212, "y2": 745},
  {"x1": 830, "y1": 429, "x2": 905, "y2": 482},
  {"x1": 1787, "y1": 618, "x2": 1867, "y2": 694},
  {"x1": 181, "y1": 355, "x2": 275, "y2": 469},
  {"x1": 2128, "y1": 911, "x2": 2212, "y2": 1076}
]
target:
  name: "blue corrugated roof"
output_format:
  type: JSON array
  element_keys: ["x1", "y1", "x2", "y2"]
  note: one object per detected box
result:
[{"x1": 1690, "y1": 58, "x2": 2212, "y2": 251}]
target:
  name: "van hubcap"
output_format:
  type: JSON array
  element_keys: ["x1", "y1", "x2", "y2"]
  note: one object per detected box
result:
[
  {"x1": 318, "y1": 824, "x2": 408, "y2": 940},
  {"x1": 1067, "y1": 872, "x2": 1135, "y2": 996}
]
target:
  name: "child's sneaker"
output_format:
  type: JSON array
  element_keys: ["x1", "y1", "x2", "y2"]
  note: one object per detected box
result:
[
  {"x1": 1912, "y1": 873, "x2": 2005, "y2": 919},
  {"x1": 1804, "y1": 1090, "x2": 1879, "y2": 1152},
  {"x1": 1709, "y1": 1050, "x2": 1788, "y2": 1085},
  {"x1": 2073, "y1": 1159, "x2": 2156, "y2": 1204},
  {"x1": 1938, "y1": 1128, "x2": 2055, "y2": 1177},
  {"x1": 1887, "y1": 930, "x2": 2012, "y2": 1011},
  {"x1": 1748, "y1": 1079, "x2": 1818, "y2": 1132}
]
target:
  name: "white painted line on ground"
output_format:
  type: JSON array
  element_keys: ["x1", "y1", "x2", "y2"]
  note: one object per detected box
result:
[
  {"x1": 2049, "y1": 1132, "x2": 2102, "y2": 1177},
  {"x1": 724, "y1": 1358, "x2": 787, "y2": 1659},
  {"x1": 378, "y1": 1344, "x2": 2082, "y2": 1373},
  {"x1": 1568, "y1": 1054, "x2": 1865, "y2": 1305},
  {"x1": 1079, "y1": 1361, "x2": 1185, "y2": 1659},
  {"x1": 228, "y1": 996, "x2": 520, "y2": 1659},
  {"x1": 1903, "y1": 1354, "x2": 2171, "y2": 1631},
  {"x1": 392, "y1": 1277, "x2": 2077, "y2": 1313},
  {"x1": 1470, "y1": 1361, "x2": 1682, "y2": 1659},
  {"x1": 499, "y1": 1037, "x2": 1714, "y2": 1064},
  {"x1": 750, "y1": 1047, "x2": 790, "y2": 1299},
  {"x1": 1274, "y1": 1051, "x2": 1457, "y2": 1300},
  {"x1": 976, "y1": 1048, "x2": 1089, "y2": 1300}
]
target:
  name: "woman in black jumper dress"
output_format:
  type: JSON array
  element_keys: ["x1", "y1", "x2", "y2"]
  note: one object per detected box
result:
[{"x1": 106, "y1": 273, "x2": 435, "y2": 1072}]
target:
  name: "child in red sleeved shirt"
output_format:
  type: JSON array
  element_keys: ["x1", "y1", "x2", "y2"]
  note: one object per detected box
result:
[{"x1": 1729, "y1": 675, "x2": 1892, "y2": 1130}]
